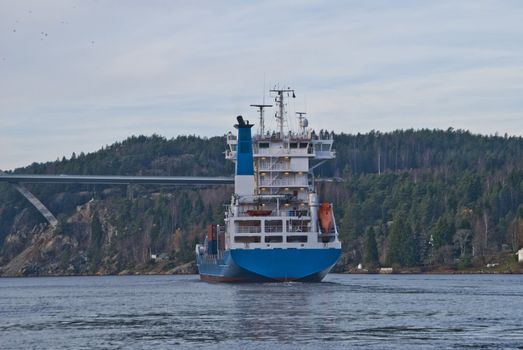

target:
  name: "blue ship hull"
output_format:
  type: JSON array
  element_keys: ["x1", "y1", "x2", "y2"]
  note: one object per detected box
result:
[{"x1": 197, "y1": 248, "x2": 341, "y2": 282}]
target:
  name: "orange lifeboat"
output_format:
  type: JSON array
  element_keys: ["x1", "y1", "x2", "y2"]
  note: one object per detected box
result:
[{"x1": 318, "y1": 202, "x2": 333, "y2": 234}]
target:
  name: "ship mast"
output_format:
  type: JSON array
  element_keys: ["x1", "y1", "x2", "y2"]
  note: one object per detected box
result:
[
  {"x1": 270, "y1": 87, "x2": 295, "y2": 137},
  {"x1": 250, "y1": 104, "x2": 272, "y2": 136}
]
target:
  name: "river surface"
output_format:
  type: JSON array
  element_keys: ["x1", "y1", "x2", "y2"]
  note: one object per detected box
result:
[{"x1": 1, "y1": 274, "x2": 523, "y2": 349}]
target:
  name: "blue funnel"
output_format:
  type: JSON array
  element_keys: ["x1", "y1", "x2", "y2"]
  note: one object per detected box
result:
[{"x1": 234, "y1": 116, "x2": 254, "y2": 176}]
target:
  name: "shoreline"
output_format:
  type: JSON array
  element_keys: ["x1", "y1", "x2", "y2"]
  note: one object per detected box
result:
[
  {"x1": 2, "y1": 254, "x2": 522, "y2": 277},
  {"x1": 1, "y1": 269, "x2": 522, "y2": 278}
]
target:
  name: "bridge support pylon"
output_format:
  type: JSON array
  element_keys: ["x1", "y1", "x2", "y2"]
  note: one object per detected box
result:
[
  {"x1": 0, "y1": 170, "x2": 58, "y2": 227},
  {"x1": 11, "y1": 183, "x2": 59, "y2": 227}
]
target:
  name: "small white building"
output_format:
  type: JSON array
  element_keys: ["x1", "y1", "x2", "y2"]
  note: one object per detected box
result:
[{"x1": 518, "y1": 248, "x2": 523, "y2": 264}]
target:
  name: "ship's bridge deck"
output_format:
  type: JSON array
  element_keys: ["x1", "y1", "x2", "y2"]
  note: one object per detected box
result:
[{"x1": 225, "y1": 131, "x2": 335, "y2": 161}]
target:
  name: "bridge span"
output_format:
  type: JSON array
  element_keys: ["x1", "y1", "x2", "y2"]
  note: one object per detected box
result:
[
  {"x1": 0, "y1": 174, "x2": 234, "y2": 186},
  {"x1": 0, "y1": 173, "x2": 233, "y2": 227}
]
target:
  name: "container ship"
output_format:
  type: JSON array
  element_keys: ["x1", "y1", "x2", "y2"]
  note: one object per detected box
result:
[{"x1": 196, "y1": 88, "x2": 341, "y2": 282}]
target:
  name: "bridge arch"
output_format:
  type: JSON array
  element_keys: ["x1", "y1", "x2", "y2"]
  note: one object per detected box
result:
[{"x1": 0, "y1": 173, "x2": 233, "y2": 227}]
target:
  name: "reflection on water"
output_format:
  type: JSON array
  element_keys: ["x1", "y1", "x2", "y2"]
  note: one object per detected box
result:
[
  {"x1": 1, "y1": 274, "x2": 523, "y2": 349},
  {"x1": 233, "y1": 283, "x2": 318, "y2": 343}
]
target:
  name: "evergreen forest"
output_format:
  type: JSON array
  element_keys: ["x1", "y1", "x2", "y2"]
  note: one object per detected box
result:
[{"x1": 1, "y1": 129, "x2": 522, "y2": 274}]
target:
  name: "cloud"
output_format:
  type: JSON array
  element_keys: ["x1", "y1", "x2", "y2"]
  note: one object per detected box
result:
[{"x1": 0, "y1": 0, "x2": 522, "y2": 169}]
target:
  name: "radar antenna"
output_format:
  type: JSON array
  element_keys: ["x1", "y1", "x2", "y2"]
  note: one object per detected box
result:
[
  {"x1": 250, "y1": 104, "x2": 272, "y2": 136},
  {"x1": 296, "y1": 112, "x2": 307, "y2": 135}
]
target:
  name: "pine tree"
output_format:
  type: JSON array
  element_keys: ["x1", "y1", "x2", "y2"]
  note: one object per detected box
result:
[
  {"x1": 88, "y1": 213, "x2": 104, "y2": 270},
  {"x1": 431, "y1": 214, "x2": 455, "y2": 248},
  {"x1": 364, "y1": 227, "x2": 379, "y2": 267},
  {"x1": 386, "y1": 216, "x2": 404, "y2": 266},
  {"x1": 386, "y1": 215, "x2": 418, "y2": 267}
]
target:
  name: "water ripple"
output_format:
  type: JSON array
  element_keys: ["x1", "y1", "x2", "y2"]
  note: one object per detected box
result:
[{"x1": 1, "y1": 274, "x2": 523, "y2": 349}]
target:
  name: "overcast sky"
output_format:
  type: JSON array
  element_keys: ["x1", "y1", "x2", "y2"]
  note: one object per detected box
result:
[{"x1": 1, "y1": 0, "x2": 522, "y2": 170}]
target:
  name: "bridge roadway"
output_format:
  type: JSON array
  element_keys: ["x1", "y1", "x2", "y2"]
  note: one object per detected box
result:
[
  {"x1": 0, "y1": 174, "x2": 233, "y2": 227},
  {"x1": 0, "y1": 174, "x2": 234, "y2": 185}
]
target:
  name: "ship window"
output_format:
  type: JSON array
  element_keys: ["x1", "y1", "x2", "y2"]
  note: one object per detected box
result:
[
  {"x1": 236, "y1": 220, "x2": 261, "y2": 233},
  {"x1": 287, "y1": 220, "x2": 309, "y2": 232},
  {"x1": 237, "y1": 220, "x2": 261, "y2": 226},
  {"x1": 299, "y1": 143, "x2": 308, "y2": 148},
  {"x1": 259, "y1": 142, "x2": 270, "y2": 148},
  {"x1": 234, "y1": 236, "x2": 261, "y2": 243},
  {"x1": 265, "y1": 236, "x2": 283, "y2": 243},
  {"x1": 290, "y1": 142, "x2": 298, "y2": 149},
  {"x1": 265, "y1": 220, "x2": 283, "y2": 233},
  {"x1": 287, "y1": 235, "x2": 308, "y2": 243}
]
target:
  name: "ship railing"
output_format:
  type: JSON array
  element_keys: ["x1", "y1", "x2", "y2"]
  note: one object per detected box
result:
[
  {"x1": 267, "y1": 157, "x2": 287, "y2": 170},
  {"x1": 330, "y1": 204, "x2": 339, "y2": 236},
  {"x1": 255, "y1": 148, "x2": 313, "y2": 156},
  {"x1": 264, "y1": 225, "x2": 283, "y2": 233},
  {"x1": 320, "y1": 227, "x2": 337, "y2": 235},
  {"x1": 285, "y1": 210, "x2": 309, "y2": 217},
  {"x1": 256, "y1": 128, "x2": 329, "y2": 140},
  {"x1": 203, "y1": 249, "x2": 224, "y2": 262},
  {"x1": 313, "y1": 150, "x2": 336, "y2": 159},
  {"x1": 236, "y1": 226, "x2": 262, "y2": 233},
  {"x1": 237, "y1": 210, "x2": 309, "y2": 218},
  {"x1": 259, "y1": 163, "x2": 290, "y2": 171},
  {"x1": 259, "y1": 179, "x2": 308, "y2": 187},
  {"x1": 287, "y1": 226, "x2": 310, "y2": 233}
]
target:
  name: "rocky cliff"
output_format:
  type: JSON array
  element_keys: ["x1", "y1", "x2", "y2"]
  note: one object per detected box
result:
[{"x1": 0, "y1": 187, "x2": 230, "y2": 276}]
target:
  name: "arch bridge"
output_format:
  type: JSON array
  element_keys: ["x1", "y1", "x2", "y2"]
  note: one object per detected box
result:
[{"x1": 0, "y1": 172, "x2": 233, "y2": 227}]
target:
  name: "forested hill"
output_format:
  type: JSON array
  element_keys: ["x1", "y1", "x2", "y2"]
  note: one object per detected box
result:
[{"x1": 0, "y1": 130, "x2": 522, "y2": 276}]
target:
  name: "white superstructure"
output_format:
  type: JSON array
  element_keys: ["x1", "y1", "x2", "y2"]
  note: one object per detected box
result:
[{"x1": 223, "y1": 88, "x2": 341, "y2": 251}]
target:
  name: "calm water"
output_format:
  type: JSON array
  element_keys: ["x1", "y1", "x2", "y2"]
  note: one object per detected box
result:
[{"x1": 1, "y1": 274, "x2": 523, "y2": 349}]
